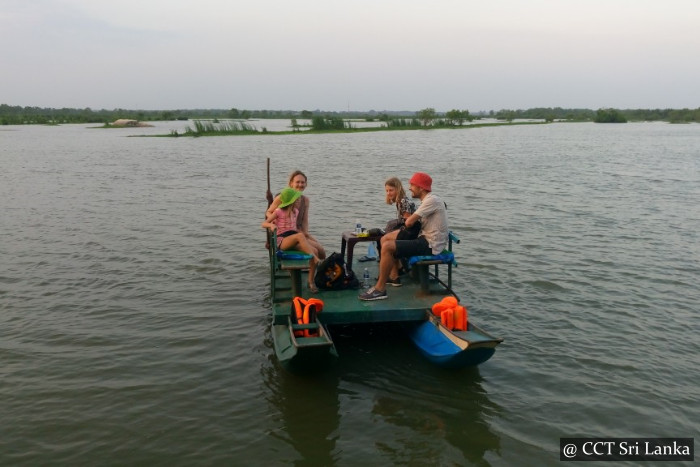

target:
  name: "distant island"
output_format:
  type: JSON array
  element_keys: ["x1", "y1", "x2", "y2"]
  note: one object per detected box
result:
[
  {"x1": 105, "y1": 119, "x2": 154, "y2": 128},
  {"x1": 1, "y1": 103, "x2": 698, "y2": 126},
  {"x1": 164, "y1": 115, "x2": 547, "y2": 137}
]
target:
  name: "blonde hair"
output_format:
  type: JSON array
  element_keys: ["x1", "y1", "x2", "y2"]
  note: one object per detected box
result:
[{"x1": 385, "y1": 177, "x2": 407, "y2": 204}]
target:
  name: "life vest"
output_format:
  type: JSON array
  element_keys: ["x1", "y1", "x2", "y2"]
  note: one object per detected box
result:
[
  {"x1": 431, "y1": 296, "x2": 458, "y2": 315},
  {"x1": 453, "y1": 305, "x2": 467, "y2": 331},
  {"x1": 291, "y1": 296, "x2": 324, "y2": 337},
  {"x1": 441, "y1": 308, "x2": 454, "y2": 330},
  {"x1": 431, "y1": 296, "x2": 467, "y2": 331}
]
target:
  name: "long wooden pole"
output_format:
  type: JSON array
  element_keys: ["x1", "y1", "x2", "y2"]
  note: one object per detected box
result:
[{"x1": 266, "y1": 158, "x2": 273, "y2": 207}]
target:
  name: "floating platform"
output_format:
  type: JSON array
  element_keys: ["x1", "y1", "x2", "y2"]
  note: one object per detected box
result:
[
  {"x1": 269, "y1": 256, "x2": 455, "y2": 325},
  {"x1": 266, "y1": 229, "x2": 502, "y2": 372}
]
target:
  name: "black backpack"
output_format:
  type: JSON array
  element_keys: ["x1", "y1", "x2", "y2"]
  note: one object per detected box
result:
[{"x1": 314, "y1": 252, "x2": 360, "y2": 290}]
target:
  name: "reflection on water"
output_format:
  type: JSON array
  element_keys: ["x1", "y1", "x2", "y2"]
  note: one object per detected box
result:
[
  {"x1": 332, "y1": 325, "x2": 502, "y2": 465},
  {"x1": 261, "y1": 321, "x2": 503, "y2": 465},
  {"x1": 262, "y1": 356, "x2": 340, "y2": 466},
  {"x1": 371, "y1": 369, "x2": 501, "y2": 465}
]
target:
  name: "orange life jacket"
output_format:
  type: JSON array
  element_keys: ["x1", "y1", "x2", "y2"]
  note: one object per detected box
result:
[
  {"x1": 453, "y1": 305, "x2": 467, "y2": 331},
  {"x1": 441, "y1": 308, "x2": 455, "y2": 330},
  {"x1": 292, "y1": 296, "x2": 324, "y2": 337},
  {"x1": 432, "y1": 296, "x2": 467, "y2": 331},
  {"x1": 431, "y1": 296, "x2": 459, "y2": 316}
]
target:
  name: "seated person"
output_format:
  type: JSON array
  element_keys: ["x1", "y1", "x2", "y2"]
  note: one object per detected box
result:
[
  {"x1": 384, "y1": 176, "x2": 416, "y2": 232},
  {"x1": 266, "y1": 170, "x2": 326, "y2": 259},
  {"x1": 263, "y1": 188, "x2": 321, "y2": 293},
  {"x1": 380, "y1": 176, "x2": 418, "y2": 277},
  {"x1": 359, "y1": 172, "x2": 448, "y2": 301}
]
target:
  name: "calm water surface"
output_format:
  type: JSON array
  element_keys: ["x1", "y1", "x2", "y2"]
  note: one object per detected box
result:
[{"x1": 1, "y1": 121, "x2": 699, "y2": 466}]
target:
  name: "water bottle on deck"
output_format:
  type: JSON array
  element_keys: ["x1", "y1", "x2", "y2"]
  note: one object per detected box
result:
[{"x1": 363, "y1": 268, "x2": 370, "y2": 288}]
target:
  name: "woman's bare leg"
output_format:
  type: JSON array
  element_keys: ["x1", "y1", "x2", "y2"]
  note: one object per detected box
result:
[
  {"x1": 281, "y1": 233, "x2": 319, "y2": 260},
  {"x1": 305, "y1": 233, "x2": 326, "y2": 259},
  {"x1": 281, "y1": 233, "x2": 320, "y2": 291}
]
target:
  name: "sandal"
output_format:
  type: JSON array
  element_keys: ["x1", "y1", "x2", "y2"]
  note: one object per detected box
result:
[{"x1": 308, "y1": 283, "x2": 319, "y2": 294}]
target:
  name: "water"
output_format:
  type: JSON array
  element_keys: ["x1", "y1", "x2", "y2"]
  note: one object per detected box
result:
[{"x1": 1, "y1": 121, "x2": 699, "y2": 465}]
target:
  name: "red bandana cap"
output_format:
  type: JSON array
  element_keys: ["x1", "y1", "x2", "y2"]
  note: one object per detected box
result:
[{"x1": 409, "y1": 172, "x2": 432, "y2": 192}]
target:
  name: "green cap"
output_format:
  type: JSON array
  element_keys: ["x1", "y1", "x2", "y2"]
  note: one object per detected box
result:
[{"x1": 279, "y1": 188, "x2": 302, "y2": 208}]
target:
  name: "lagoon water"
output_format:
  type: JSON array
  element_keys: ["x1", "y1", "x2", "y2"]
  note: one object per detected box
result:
[{"x1": 1, "y1": 120, "x2": 698, "y2": 465}]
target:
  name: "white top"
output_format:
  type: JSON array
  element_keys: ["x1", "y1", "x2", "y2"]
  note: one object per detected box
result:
[{"x1": 414, "y1": 192, "x2": 449, "y2": 254}]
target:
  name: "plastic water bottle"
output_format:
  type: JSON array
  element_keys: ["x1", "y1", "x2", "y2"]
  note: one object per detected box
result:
[
  {"x1": 355, "y1": 220, "x2": 362, "y2": 235},
  {"x1": 363, "y1": 268, "x2": 370, "y2": 288},
  {"x1": 367, "y1": 241, "x2": 377, "y2": 260}
]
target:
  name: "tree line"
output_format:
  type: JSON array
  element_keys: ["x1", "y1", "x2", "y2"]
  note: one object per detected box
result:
[
  {"x1": 1, "y1": 103, "x2": 699, "y2": 125},
  {"x1": 491, "y1": 107, "x2": 700, "y2": 123}
]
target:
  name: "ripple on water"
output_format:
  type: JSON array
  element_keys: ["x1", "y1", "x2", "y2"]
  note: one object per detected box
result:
[{"x1": 1, "y1": 122, "x2": 699, "y2": 465}]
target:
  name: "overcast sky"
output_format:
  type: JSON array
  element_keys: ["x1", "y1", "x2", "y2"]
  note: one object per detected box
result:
[{"x1": 2, "y1": 0, "x2": 699, "y2": 112}]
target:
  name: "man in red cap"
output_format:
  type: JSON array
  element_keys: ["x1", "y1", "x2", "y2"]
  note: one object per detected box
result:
[{"x1": 360, "y1": 172, "x2": 449, "y2": 301}]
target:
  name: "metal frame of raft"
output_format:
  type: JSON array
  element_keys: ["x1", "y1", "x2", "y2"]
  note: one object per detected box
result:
[{"x1": 266, "y1": 229, "x2": 503, "y2": 371}]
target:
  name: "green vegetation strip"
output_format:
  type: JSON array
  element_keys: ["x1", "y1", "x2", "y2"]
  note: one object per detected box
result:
[{"x1": 156, "y1": 120, "x2": 550, "y2": 137}]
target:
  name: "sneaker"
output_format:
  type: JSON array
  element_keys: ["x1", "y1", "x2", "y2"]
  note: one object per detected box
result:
[
  {"x1": 359, "y1": 287, "x2": 387, "y2": 301},
  {"x1": 386, "y1": 277, "x2": 402, "y2": 287}
]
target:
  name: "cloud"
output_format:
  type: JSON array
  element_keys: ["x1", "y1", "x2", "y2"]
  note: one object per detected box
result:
[{"x1": 2, "y1": 0, "x2": 699, "y2": 110}]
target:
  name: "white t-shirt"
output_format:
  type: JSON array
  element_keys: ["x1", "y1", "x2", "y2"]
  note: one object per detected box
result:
[{"x1": 414, "y1": 192, "x2": 448, "y2": 254}]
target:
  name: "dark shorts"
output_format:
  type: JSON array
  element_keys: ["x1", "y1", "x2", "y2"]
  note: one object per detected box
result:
[
  {"x1": 276, "y1": 229, "x2": 299, "y2": 248},
  {"x1": 395, "y1": 236, "x2": 432, "y2": 258}
]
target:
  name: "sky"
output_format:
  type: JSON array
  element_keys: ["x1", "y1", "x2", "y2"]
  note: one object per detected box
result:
[{"x1": 2, "y1": 0, "x2": 699, "y2": 112}]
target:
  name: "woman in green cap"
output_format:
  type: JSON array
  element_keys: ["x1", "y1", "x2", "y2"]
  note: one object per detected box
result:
[{"x1": 262, "y1": 187, "x2": 321, "y2": 293}]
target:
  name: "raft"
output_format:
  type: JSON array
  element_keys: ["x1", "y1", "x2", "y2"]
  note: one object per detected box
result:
[{"x1": 266, "y1": 228, "x2": 503, "y2": 372}]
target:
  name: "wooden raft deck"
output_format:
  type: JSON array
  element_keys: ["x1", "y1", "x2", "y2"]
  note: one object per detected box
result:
[{"x1": 270, "y1": 260, "x2": 451, "y2": 326}]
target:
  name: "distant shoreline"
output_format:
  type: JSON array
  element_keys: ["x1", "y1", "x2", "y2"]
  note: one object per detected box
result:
[{"x1": 2, "y1": 104, "x2": 699, "y2": 126}]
